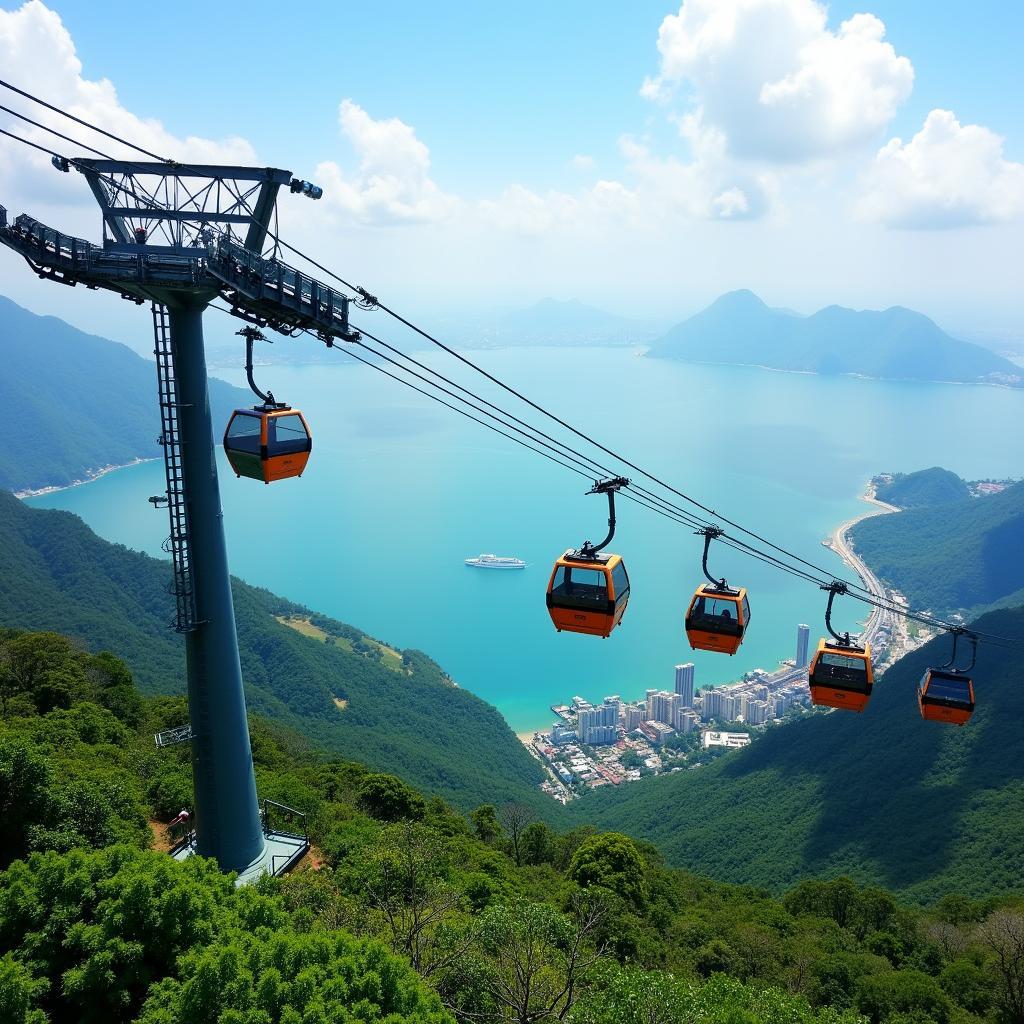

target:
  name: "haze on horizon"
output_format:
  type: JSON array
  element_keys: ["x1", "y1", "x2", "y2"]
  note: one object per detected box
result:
[{"x1": 0, "y1": 0, "x2": 1021, "y2": 354}]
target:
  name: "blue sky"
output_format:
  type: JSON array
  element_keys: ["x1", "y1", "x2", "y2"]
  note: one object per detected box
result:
[
  {"x1": 1, "y1": 1, "x2": 1022, "y2": 342},
  {"x1": 51, "y1": 2, "x2": 1024, "y2": 187}
]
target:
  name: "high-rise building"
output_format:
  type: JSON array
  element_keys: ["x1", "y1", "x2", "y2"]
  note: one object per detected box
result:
[
  {"x1": 745, "y1": 699, "x2": 771, "y2": 726},
  {"x1": 677, "y1": 709, "x2": 700, "y2": 734},
  {"x1": 647, "y1": 689, "x2": 681, "y2": 726},
  {"x1": 601, "y1": 696, "x2": 621, "y2": 724},
  {"x1": 578, "y1": 700, "x2": 619, "y2": 744},
  {"x1": 796, "y1": 624, "x2": 811, "y2": 669},
  {"x1": 622, "y1": 703, "x2": 644, "y2": 731},
  {"x1": 674, "y1": 663, "x2": 695, "y2": 706}
]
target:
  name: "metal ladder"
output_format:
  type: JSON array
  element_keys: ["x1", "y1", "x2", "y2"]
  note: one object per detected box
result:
[{"x1": 152, "y1": 302, "x2": 199, "y2": 632}]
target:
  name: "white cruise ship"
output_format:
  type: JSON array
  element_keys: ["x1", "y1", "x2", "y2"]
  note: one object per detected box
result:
[{"x1": 465, "y1": 553, "x2": 526, "y2": 569}]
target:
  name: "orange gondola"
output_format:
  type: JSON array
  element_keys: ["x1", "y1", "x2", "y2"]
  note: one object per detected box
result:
[
  {"x1": 684, "y1": 527, "x2": 750, "y2": 655},
  {"x1": 223, "y1": 407, "x2": 312, "y2": 483},
  {"x1": 222, "y1": 325, "x2": 312, "y2": 484},
  {"x1": 546, "y1": 477, "x2": 631, "y2": 638},
  {"x1": 808, "y1": 583, "x2": 874, "y2": 712},
  {"x1": 809, "y1": 638, "x2": 874, "y2": 712},
  {"x1": 918, "y1": 629, "x2": 976, "y2": 725}
]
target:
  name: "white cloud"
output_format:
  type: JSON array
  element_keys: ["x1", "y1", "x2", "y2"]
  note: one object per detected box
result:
[
  {"x1": 314, "y1": 100, "x2": 457, "y2": 225},
  {"x1": 859, "y1": 109, "x2": 1024, "y2": 229},
  {"x1": 0, "y1": 0, "x2": 255, "y2": 207},
  {"x1": 619, "y1": 134, "x2": 768, "y2": 221},
  {"x1": 570, "y1": 153, "x2": 596, "y2": 171},
  {"x1": 643, "y1": 0, "x2": 913, "y2": 161}
]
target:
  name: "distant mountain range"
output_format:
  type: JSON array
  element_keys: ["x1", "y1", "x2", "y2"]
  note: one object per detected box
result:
[
  {"x1": 0, "y1": 294, "x2": 249, "y2": 493},
  {"x1": 649, "y1": 289, "x2": 1023, "y2": 388}
]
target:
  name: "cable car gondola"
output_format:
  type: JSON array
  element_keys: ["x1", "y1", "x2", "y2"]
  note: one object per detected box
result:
[
  {"x1": 808, "y1": 582, "x2": 874, "y2": 712},
  {"x1": 684, "y1": 526, "x2": 750, "y2": 655},
  {"x1": 546, "y1": 477, "x2": 631, "y2": 638},
  {"x1": 222, "y1": 326, "x2": 312, "y2": 484},
  {"x1": 919, "y1": 629, "x2": 976, "y2": 725}
]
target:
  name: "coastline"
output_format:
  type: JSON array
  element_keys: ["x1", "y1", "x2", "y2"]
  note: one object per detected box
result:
[
  {"x1": 822, "y1": 484, "x2": 917, "y2": 664},
  {"x1": 15, "y1": 457, "x2": 157, "y2": 500}
]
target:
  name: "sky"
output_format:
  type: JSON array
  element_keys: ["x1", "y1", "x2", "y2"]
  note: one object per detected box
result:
[{"x1": 0, "y1": 0, "x2": 1021, "y2": 352}]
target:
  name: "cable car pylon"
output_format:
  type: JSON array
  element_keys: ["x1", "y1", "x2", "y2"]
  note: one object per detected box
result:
[{"x1": 0, "y1": 158, "x2": 356, "y2": 882}]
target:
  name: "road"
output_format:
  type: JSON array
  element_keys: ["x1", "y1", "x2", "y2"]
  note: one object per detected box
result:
[{"x1": 823, "y1": 491, "x2": 906, "y2": 659}]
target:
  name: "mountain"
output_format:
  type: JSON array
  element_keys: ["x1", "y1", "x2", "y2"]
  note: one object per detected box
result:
[
  {"x1": 650, "y1": 290, "x2": 1024, "y2": 387},
  {"x1": 567, "y1": 605, "x2": 1024, "y2": 902},
  {"x1": 0, "y1": 489, "x2": 544, "y2": 811},
  {"x1": 873, "y1": 467, "x2": 972, "y2": 509},
  {"x1": 0, "y1": 293, "x2": 249, "y2": 493},
  {"x1": 852, "y1": 479, "x2": 1024, "y2": 616}
]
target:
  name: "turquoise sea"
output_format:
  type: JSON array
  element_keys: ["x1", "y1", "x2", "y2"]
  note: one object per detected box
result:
[{"x1": 28, "y1": 348, "x2": 1024, "y2": 732}]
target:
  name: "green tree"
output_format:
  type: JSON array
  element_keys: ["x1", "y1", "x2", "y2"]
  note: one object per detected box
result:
[
  {"x1": 356, "y1": 773, "x2": 426, "y2": 822},
  {"x1": 0, "y1": 736, "x2": 51, "y2": 866},
  {"x1": 572, "y1": 965, "x2": 863, "y2": 1024},
  {"x1": 938, "y1": 958, "x2": 992, "y2": 1016},
  {"x1": 347, "y1": 821, "x2": 470, "y2": 977},
  {"x1": 442, "y1": 897, "x2": 605, "y2": 1023},
  {"x1": 0, "y1": 955, "x2": 47, "y2": 1024},
  {"x1": 499, "y1": 803, "x2": 532, "y2": 867},
  {"x1": 521, "y1": 821, "x2": 554, "y2": 866},
  {"x1": 975, "y1": 908, "x2": 1024, "y2": 1024},
  {"x1": 471, "y1": 804, "x2": 504, "y2": 845},
  {"x1": 568, "y1": 833, "x2": 648, "y2": 909},
  {"x1": 855, "y1": 970, "x2": 952, "y2": 1024},
  {"x1": 137, "y1": 929, "x2": 453, "y2": 1023}
]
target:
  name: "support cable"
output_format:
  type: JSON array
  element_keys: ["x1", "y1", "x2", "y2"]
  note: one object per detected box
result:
[{"x1": 2, "y1": 86, "x2": 1016, "y2": 647}]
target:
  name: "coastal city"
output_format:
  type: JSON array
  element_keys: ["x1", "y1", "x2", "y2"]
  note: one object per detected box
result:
[
  {"x1": 524, "y1": 627, "x2": 819, "y2": 803},
  {"x1": 524, "y1": 495, "x2": 935, "y2": 803}
]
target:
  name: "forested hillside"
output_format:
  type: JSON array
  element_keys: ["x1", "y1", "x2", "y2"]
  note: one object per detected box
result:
[
  {"x1": 873, "y1": 468, "x2": 971, "y2": 509},
  {"x1": 0, "y1": 294, "x2": 247, "y2": 492},
  {"x1": 569, "y1": 607, "x2": 1024, "y2": 903},
  {"x1": 650, "y1": 290, "x2": 1023, "y2": 387},
  {"x1": 852, "y1": 480, "x2": 1024, "y2": 616},
  {"x1": 3, "y1": 626, "x2": 1022, "y2": 1023},
  {"x1": 0, "y1": 490, "x2": 543, "y2": 811}
]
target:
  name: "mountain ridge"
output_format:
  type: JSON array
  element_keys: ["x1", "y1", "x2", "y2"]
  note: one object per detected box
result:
[
  {"x1": 650, "y1": 289, "x2": 1023, "y2": 387},
  {"x1": 0, "y1": 293, "x2": 249, "y2": 493}
]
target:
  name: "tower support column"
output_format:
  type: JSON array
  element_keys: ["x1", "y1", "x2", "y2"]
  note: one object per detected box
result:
[{"x1": 167, "y1": 298, "x2": 265, "y2": 872}]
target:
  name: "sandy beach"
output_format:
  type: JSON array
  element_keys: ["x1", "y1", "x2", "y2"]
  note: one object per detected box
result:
[{"x1": 14, "y1": 457, "x2": 156, "y2": 500}]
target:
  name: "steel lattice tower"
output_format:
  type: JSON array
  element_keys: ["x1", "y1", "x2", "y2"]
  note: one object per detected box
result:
[{"x1": 0, "y1": 159, "x2": 354, "y2": 879}]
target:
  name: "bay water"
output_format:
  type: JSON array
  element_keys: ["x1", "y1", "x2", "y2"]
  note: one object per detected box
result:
[{"x1": 29, "y1": 348, "x2": 1024, "y2": 732}]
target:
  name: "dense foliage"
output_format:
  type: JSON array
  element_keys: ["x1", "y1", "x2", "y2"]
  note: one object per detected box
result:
[
  {"x1": 651, "y1": 289, "x2": 1022, "y2": 386},
  {"x1": 852, "y1": 481, "x2": 1024, "y2": 616},
  {"x1": 873, "y1": 468, "x2": 972, "y2": 509},
  {"x1": 0, "y1": 294, "x2": 246, "y2": 493},
  {"x1": 0, "y1": 490, "x2": 544, "y2": 811},
  {"x1": 5, "y1": 628, "x2": 1024, "y2": 1023},
  {"x1": 568, "y1": 607, "x2": 1024, "y2": 903}
]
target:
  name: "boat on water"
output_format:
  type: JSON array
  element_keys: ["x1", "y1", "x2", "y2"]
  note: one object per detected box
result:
[{"x1": 465, "y1": 553, "x2": 527, "y2": 569}]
